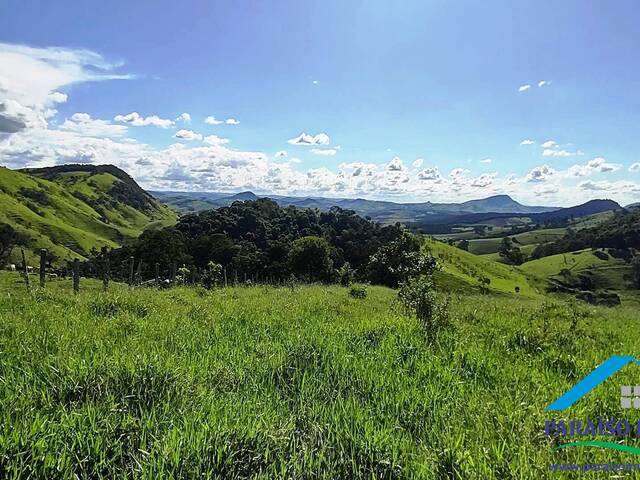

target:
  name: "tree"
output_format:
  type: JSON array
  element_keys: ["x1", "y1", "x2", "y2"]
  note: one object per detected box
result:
[
  {"x1": 288, "y1": 236, "x2": 334, "y2": 282},
  {"x1": 498, "y1": 237, "x2": 525, "y2": 265},
  {"x1": 0, "y1": 223, "x2": 27, "y2": 265},
  {"x1": 367, "y1": 231, "x2": 438, "y2": 287},
  {"x1": 457, "y1": 239, "x2": 470, "y2": 251}
]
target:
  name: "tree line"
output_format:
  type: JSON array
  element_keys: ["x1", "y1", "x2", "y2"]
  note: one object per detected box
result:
[{"x1": 90, "y1": 199, "x2": 434, "y2": 288}]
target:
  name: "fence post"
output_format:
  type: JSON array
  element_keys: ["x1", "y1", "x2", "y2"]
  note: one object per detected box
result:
[
  {"x1": 102, "y1": 247, "x2": 109, "y2": 292},
  {"x1": 21, "y1": 249, "x2": 30, "y2": 290},
  {"x1": 155, "y1": 263, "x2": 160, "y2": 286},
  {"x1": 128, "y1": 256, "x2": 135, "y2": 287},
  {"x1": 171, "y1": 262, "x2": 177, "y2": 286},
  {"x1": 135, "y1": 260, "x2": 142, "y2": 285},
  {"x1": 73, "y1": 259, "x2": 80, "y2": 293},
  {"x1": 223, "y1": 267, "x2": 228, "y2": 288},
  {"x1": 39, "y1": 249, "x2": 47, "y2": 288}
]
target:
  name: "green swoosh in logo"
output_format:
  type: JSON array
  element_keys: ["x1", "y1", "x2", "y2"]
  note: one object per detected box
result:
[{"x1": 553, "y1": 441, "x2": 640, "y2": 456}]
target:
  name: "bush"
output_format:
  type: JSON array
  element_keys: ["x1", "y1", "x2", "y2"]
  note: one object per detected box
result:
[
  {"x1": 349, "y1": 285, "x2": 367, "y2": 299},
  {"x1": 398, "y1": 275, "x2": 449, "y2": 342},
  {"x1": 338, "y1": 262, "x2": 354, "y2": 287}
]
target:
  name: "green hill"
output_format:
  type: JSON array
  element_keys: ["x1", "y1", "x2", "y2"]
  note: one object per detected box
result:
[
  {"x1": 425, "y1": 237, "x2": 540, "y2": 297},
  {"x1": 0, "y1": 165, "x2": 176, "y2": 264}
]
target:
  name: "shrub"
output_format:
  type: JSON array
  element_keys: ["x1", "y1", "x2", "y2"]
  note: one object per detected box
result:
[
  {"x1": 398, "y1": 275, "x2": 449, "y2": 342},
  {"x1": 338, "y1": 262, "x2": 354, "y2": 287},
  {"x1": 349, "y1": 285, "x2": 367, "y2": 299}
]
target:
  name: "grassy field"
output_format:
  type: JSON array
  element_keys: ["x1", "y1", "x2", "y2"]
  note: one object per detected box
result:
[
  {"x1": 426, "y1": 238, "x2": 540, "y2": 297},
  {"x1": 3, "y1": 271, "x2": 640, "y2": 478}
]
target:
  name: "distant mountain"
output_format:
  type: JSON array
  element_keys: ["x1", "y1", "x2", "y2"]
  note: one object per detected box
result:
[
  {"x1": 1, "y1": 165, "x2": 176, "y2": 263},
  {"x1": 626, "y1": 202, "x2": 640, "y2": 210},
  {"x1": 151, "y1": 190, "x2": 559, "y2": 223}
]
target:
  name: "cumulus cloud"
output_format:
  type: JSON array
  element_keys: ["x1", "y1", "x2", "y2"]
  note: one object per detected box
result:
[
  {"x1": 541, "y1": 140, "x2": 556, "y2": 148},
  {"x1": 629, "y1": 162, "x2": 640, "y2": 173},
  {"x1": 417, "y1": 167, "x2": 442, "y2": 182},
  {"x1": 386, "y1": 156, "x2": 405, "y2": 171},
  {"x1": 412, "y1": 158, "x2": 424, "y2": 168},
  {"x1": 520, "y1": 139, "x2": 535, "y2": 146},
  {"x1": 176, "y1": 112, "x2": 191, "y2": 123},
  {"x1": 174, "y1": 129, "x2": 203, "y2": 141},
  {"x1": 225, "y1": 118, "x2": 240, "y2": 125},
  {"x1": 538, "y1": 80, "x2": 551, "y2": 87},
  {"x1": 0, "y1": 43, "x2": 130, "y2": 134},
  {"x1": 114, "y1": 112, "x2": 174, "y2": 129},
  {"x1": 204, "y1": 116, "x2": 223, "y2": 125},
  {"x1": 203, "y1": 134, "x2": 229, "y2": 146},
  {"x1": 567, "y1": 157, "x2": 621, "y2": 176},
  {"x1": 480, "y1": 158, "x2": 492, "y2": 164},
  {"x1": 59, "y1": 112, "x2": 128, "y2": 137},
  {"x1": 526, "y1": 165, "x2": 555, "y2": 182},
  {"x1": 470, "y1": 173, "x2": 496, "y2": 188},
  {"x1": 288, "y1": 132, "x2": 330, "y2": 146},
  {"x1": 518, "y1": 84, "x2": 531, "y2": 92}
]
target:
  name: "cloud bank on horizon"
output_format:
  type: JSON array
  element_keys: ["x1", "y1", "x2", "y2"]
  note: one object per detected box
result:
[{"x1": 0, "y1": 2, "x2": 639, "y2": 206}]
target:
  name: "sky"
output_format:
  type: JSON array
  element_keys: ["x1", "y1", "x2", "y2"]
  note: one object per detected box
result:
[{"x1": 0, "y1": 0, "x2": 639, "y2": 206}]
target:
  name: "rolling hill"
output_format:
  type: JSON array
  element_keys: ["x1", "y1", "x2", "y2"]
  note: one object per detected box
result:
[
  {"x1": 151, "y1": 190, "x2": 559, "y2": 224},
  {"x1": 0, "y1": 164, "x2": 176, "y2": 264}
]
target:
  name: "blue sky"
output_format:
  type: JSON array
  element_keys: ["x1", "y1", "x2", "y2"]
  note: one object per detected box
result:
[{"x1": 1, "y1": 0, "x2": 639, "y2": 205}]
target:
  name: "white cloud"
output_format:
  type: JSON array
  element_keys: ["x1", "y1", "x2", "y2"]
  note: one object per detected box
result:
[
  {"x1": 526, "y1": 165, "x2": 555, "y2": 182},
  {"x1": 480, "y1": 158, "x2": 492, "y2": 164},
  {"x1": 205, "y1": 116, "x2": 223, "y2": 125},
  {"x1": 0, "y1": 42, "x2": 130, "y2": 134},
  {"x1": 566, "y1": 157, "x2": 621, "y2": 176},
  {"x1": 470, "y1": 173, "x2": 496, "y2": 188},
  {"x1": 417, "y1": 167, "x2": 442, "y2": 182},
  {"x1": 386, "y1": 156, "x2": 405, "y2": 171},
  {"x1": 203, "y1": 134, "x2": 229, "y2": 146},
  {"x1": 114, "y1": 112, "x2": 174, "y2": 128},
  {"x1": 174, "y1": 129, "x2": 203, "y2": 141},
  {"x1": 225, "y1": 118, "x2": 240, "y2": 125},
  {"x1": 59, "y1": 112, "x2": 128, "y2": 137},
  {"x1": 541, "y1": 140, "x2": 556, "y2": 148},
  {"x1": 412, "y1": 158, "x2": 424, "y2": 168},
  {"x1": 288, "y1": 132, "x2": 330, "y2": 146},
  {"x1": 543, "y1": 148, "x2": 581, "y2": 157},
  {"x1": 520, "y1": 139, "x2": 535, "y2": 146},
  {"x1": 311, "y1": 148, "x2": 337, "y2": 156},
  {"x1": 518, "y1": 84, "x2": 531, "y2": 92},
  {"x1": 275, "y1": 150, "x2": 288, "y2": 158},
  {"x1": 629, "y1": 162, "x2": 640, "y2": 173},
  {"x1": 176, "y1": 112, "x2": 191, "y2": 123},
  {"x1": 538, "y1": 80, "x2": 551, "y2": 87}
]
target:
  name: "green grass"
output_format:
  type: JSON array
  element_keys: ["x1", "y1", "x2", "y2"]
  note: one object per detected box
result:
[
  {"x1": 426, "y1": 238, "x2": 540, "y2": 297},
  {"x1": 0, "y1": 167, "x2": 176, "y2": 265},
  {"x1": 1, "y1": 271, "x2": 640, "y2": 478},
  {"x1": 520, "y1": 248, "x2": 633, "y2": 293}
]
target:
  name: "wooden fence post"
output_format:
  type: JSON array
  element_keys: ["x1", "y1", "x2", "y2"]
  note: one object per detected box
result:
[
  {"x1": 73, "y1": 259, "x2": 80, "y2": 293},
  {"x1": 155, "y1": 262, "x2": 160, "y2": 286},
  {"x1": 135, "y1": 260, "x2": 142, "y2": 285},
  {"x1": 102, "y1": 247, "x2": 109, "y2": 292},
  {"x1": 21, "y1": 249, "x2": 29, "y2": 290},
  {"x1": 128, "y1": 256, "x2": 135, "y2": 287},
  {"x1": 171, "y1": 262, "x2": 177, "y2": 286},
  {"x1": 223, "y1": 267, "x2": 228, "y2": 288},
  {"x1": 39, "y1": 249, "x2": 47, "y2": 288}
]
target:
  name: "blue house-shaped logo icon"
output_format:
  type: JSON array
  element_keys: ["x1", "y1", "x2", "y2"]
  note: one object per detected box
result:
[{"x1": 547, "y1": 356, "x2": 640, "y2": 411}]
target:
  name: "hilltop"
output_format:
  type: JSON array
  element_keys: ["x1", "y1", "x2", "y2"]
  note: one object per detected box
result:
[{"x1": 0, "y1": 165, "x2": 176, "y2": 263}]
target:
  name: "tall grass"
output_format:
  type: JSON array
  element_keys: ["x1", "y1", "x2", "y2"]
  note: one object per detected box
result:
[{"x1": 0, "y1": 272, "x2": 639, "y2": 478}]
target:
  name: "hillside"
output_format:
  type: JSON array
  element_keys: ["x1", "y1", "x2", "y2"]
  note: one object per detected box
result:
[
  {"x1": 0, "y1": 165, "x2": 176, "y2": 263},
  {"x1": 425, "y1": 237, "x2": 540, "y2": 297}
]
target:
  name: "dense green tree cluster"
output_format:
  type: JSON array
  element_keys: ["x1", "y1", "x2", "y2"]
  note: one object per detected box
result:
[{"x1": 99, "y1": 199, "x2": 432, "y2": 287}]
